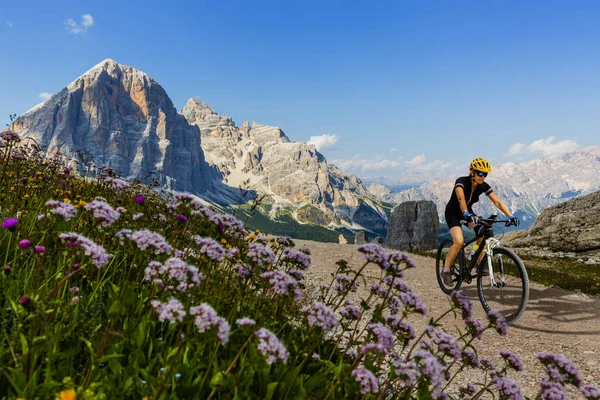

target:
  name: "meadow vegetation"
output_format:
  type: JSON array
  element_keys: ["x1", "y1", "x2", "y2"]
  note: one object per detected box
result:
[{"x1": 0, "y1": 130, "x2": 598, "y2": 399}]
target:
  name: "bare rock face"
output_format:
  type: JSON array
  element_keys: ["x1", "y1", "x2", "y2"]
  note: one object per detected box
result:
[
  {"x1": 355, "y1": 231, "x2": 369, "y2": 245},
  {"x1": 385, "y1": 201, "x2": 439, "y2": 251},
  {"x1": 10, "y1": 59, "x2": 215, "y2": 194},
  {"x1": 181, "y1": 98, "x2": 389, "y2": 235},
  {"x1": 506, "y1": 189, "x2": 600, "y2": 255}
]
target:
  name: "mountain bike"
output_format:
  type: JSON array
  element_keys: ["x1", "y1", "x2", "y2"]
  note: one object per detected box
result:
[{"x1": 435, "y1": 214, "x2": 529, "y2": 323}]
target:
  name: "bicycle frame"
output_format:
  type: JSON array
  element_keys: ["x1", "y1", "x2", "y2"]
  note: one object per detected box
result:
[{"x1": 461, "y1": 231, "x2": 502, "y2": 286}]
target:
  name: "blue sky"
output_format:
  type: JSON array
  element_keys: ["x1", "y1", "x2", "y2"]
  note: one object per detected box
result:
[{"x1": 2, "y1": 0, "x2": 600, "y2": 180}]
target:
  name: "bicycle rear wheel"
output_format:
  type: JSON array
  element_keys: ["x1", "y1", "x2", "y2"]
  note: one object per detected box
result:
[
  {"x1": 477, "y1": 247, "x2": 529, "y2": 323},
  {"x1": 436, "y1": 239, "x2": 463, "y2": 294}
]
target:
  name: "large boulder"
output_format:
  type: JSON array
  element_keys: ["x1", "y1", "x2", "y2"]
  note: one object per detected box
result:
[
  {"x1": 385, "y1": 200, "x2": 439, "y2": 251},
  {"x1": 506, "y1": 189, "x2": 600, "y2": 255}
]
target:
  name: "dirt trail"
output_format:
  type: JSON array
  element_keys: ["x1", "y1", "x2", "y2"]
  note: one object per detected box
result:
[{"x1": 296, "y1": 240, "x2": 600, "y2": 399}]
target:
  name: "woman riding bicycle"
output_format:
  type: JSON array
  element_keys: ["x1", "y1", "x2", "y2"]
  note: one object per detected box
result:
[{"x1": 441, "y1": 158, "x2": 520, "y2": 285}]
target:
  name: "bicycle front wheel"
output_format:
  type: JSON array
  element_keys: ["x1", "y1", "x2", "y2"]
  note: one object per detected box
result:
[
  {"x1": 436, "y1": 239, "x2": 463, "y2": 295},
  {"x1": 477, "y1": 246, "x2": 529, "y2": 323}
]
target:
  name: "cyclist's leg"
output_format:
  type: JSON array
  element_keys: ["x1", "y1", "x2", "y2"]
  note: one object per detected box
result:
[{"x1": 443, "y1": 226, "x2": 464, "y2": 271}]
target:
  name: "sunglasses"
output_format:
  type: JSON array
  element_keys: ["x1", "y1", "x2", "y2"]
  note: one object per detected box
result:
[{"x1": 475, "y1": 171, "x2": 488, "y2": 177}]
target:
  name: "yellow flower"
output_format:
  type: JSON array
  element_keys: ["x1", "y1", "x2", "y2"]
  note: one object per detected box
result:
[
  {"x1": 221, "y1": 238, "x2": 227, "y2": 244},
  {"x1": 24, "y1": 194, "x2": 30, "y2": 200},
  {"x1": 247, "y1": 234, "x2": 256, "y2": 241},
  {"x1": 255, "y1": 229, "x2": 260, "y2": 234},
  {"x1": 56, "y1": 389, "x2": 76, "y2": 400},
  {"x1": 142, "y1": 397, "x2": 149, "y2": 400},
  {"x1": 10, "y1": 187, "x2": 15, "y2": 191},
  {"x1": 78, "y1": 200, "x2": 87, "y2": 207},
  {"x1": 63, "y1": 198, "x2": 71, "y2": 203},
  {"x1": 36, "y1": 171, "x2": 42, "y2": 175},
  {"x1": 226, "y1": 244, "x2": 232, "y2": 249}
]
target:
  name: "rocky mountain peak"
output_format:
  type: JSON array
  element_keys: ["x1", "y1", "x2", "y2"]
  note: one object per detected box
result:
[{"x1": 11, "y1": 58, "x2": 215, "y2": 195}]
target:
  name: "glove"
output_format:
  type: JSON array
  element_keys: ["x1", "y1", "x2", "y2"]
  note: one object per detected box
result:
[
  {"x1": 463, "y1": 211, "x2": 479, "y2": 225},
  {"x1": 506, "y1": 216, "x2": 520, "y2": 227}
]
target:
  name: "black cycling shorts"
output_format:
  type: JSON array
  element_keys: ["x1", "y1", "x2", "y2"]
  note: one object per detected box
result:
[{"x1": 444, "y1": 208, "x2": 462, "y2": 229}]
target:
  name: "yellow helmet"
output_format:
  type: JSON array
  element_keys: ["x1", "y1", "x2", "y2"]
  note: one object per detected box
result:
[{"x1": 470, "y1": 158, "x2": 491, "y2": 173}]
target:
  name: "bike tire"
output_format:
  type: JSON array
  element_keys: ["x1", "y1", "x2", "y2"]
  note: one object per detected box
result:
[
  {"x1": 436, "y1": 239, "x2": 463, "y2": 294},
  {"x1": 477, "y1": 246, "x2": 529, "y2": 323}
]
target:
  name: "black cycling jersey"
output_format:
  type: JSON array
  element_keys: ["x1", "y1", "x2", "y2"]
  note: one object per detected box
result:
[{"x1": 444, "y1": 176, "x2": 493, "y2": 228}]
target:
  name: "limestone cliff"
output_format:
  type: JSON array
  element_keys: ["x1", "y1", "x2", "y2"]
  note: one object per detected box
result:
[
  {"x1": 181, "y1": 98, "x2": 389, "y2": 235},
  {"x1": 10, "y1": 59, "x2": 215, "y2": 194}
]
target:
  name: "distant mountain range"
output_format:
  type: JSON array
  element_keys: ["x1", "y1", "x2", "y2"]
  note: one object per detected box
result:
[
  {"x1": 9, "y1": 59, "x2": 390, "y2": 237},
  {"x1": 364, "y1": 147, "x2": 600, "y2": 228}
]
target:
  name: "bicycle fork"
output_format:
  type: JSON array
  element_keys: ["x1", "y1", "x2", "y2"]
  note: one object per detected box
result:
[{"x1": 484, "y1": 238, "x2": 503, "y2": 288}]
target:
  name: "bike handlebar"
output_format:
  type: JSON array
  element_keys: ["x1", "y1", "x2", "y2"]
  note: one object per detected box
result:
[{"x1": 460, "y1": 214, "x2": 510, "y2": 226}]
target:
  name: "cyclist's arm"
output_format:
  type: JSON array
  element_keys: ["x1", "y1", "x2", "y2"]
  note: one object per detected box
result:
[
  {"x1": 488, "y1": 192, "x2": 512, "y2": 217},
  {"x1": 455, "y1": 186, "x2": 469, "y2": 214}
]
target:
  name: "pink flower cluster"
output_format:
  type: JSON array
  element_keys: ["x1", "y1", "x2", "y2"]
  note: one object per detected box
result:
[{"x1": 59, "y1": 232, "x2": 113, "y2": 268}]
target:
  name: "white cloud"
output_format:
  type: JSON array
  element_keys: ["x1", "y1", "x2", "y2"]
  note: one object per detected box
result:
[
  {"x1": 331, "y1": 154, "x2": 401, "y2": 172},
  {"x1": 507, "y1": 142, "x2": 525, "y2": 156},
  {"x1": 405, "y1": 153, "x2": 426, "y2": 166},
  {"x1": 389, "y1": 148, "x2": 398, "y2": 153},
  {"x1": 6, "y1": 21, "x2": 13, "y2": 28},
  {"x1": 39, "y1": 92, "x2": 52, "y2": 101},
  {"x1": 307, "y1": 134, "x2": 338, "y2": 151},
  {"x1": 64, "y1": 13, "x2": 94, "y2": 34},
  {"x1": 506, "y1": 136, "x2": 579, "y2": 157}
]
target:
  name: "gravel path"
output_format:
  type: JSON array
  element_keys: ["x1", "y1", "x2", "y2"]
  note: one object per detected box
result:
[{"x1": 296, "y1": 240, "x2": 600, "y2": 399}]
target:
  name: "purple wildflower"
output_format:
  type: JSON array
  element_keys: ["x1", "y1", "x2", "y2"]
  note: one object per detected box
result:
[
  {"x1": 383, "y1": 275, "x2": 409, "y2": 292},
  {"x1": 260, "y1": 270, "x2": 298, "y2": 297},
  {"x1": 176, "y1": 214, "x2": 188, "y2": 223},
  {"x1": 351, "y1": 367, "x2": 379, "y2": 395},
  {"x1": 360, "y1": 343, "x2": 387, "y2": 355},
  {"x1": 390, "y1": 356, "x2": 419, "y2": 386},
  {"x1": 133, "y1": 213, "x2": 144, "y2": 221},
  {"x1": 302, "y1": 301, "x2": 339, "y2": 331},
  {"x1": 189, "y1": 303, "x2": 230, "y2": 344},
  {"x1": 465, "y1": 317, "x2": 484, "y2": 340},
  {"x1": 236, "y1": 318, "x2": 256, "y2": 327},
  {"x1": 128, "y1": 229, "x2": 173, "y2": 255},
  {"x1": 134, "y1": 195, "x2": 145, "y2": 204},
  {"x1": 104, "y1": 176, "x2": 130, "y2": 190},
  {"x1": 487, "y1": 310, "x2": 508, "y2": 336},
  {"x1": 19, "y1": 297, "x2": 30, "y2": 306},
  {"x1": 461, "y1": 350, "x2": 482, "y2": 369},
  {"x1": 84, "y1": 200, "x2": 120, "y2": 227},
  {"x1": 3, "y1": 266, "x2": 10, "y2": 274},
  {"x1": 367, "y1": 323, "x2": 395, "y2": 352},
  {"x1": 413, "y1": 350, "x2": 446, "y2": 398},
  {"x1": 0, "y1": 130, "x2": 20, "y2": 141},
  {"x1": 582, "y1": 385, "x2": 600, "y2": 399},
  {"x1": 46, "y1": 199, "x2": 78, "y2": 221},
  {"x1": 255, "y1": 328, "x2": 289, "y2": 364},
  {"x1": 34, "y1": 246, "x2": 45, "y2": 253},
  {"x1": 500, "y1": 350, "x2": 523, "y2": 372},
  {"x1": 145, "y1": 258, "x2": 203, "y2": 292},
  {"x1": 276, "y1": 236, "x2": 295, "y2": 248},
  {"x1": 298, "y1": 245, "x2": 311, "y2": 255},
  {"x1": 398, "y1": 290, "x2": 428, "y2": 315},
  {"x1": 59, "y1": 232, "x2": 113, "y2": 268},
  {"x1": 247, "y1": 242, "x2": 275, "y2": 267},
  {"x1": 209, "y1": 214, "x2": 246, "y2": 236},
  {"x1": 540, "y1": 378, "x2": 567, "y2": 400},
  {"x1": 71, "y1": 296, "x2": 80, "y2": 305},
  {"x1": 282, "y1": 248, "x2": 310, "y2": 270},
  {"x1": 493, "y1": 376, "x2": 523, "y2": 400},
  {"x1": 537, "y1": 353, "x2": 583, "y2": 387},
  {"x1": 232, "y1": 263, "x2": 253, "y2": 279},
  {"x1": 334, "y1": 274, "x2": 358, "y2": 294},
  {"x1": 18, "y1": 240, "x2": 31, "y2": 249},
  {"x1": 340, "y1": 305, "x2": 362, "y2": 321},
  {"x1": 151, "y1": 298, "x2": 186, "y2": 323},
  {"x1": 357, "y1": 243, "x2": 390, "y2": 270},
  {"x1": 458, "y1": 383, "x2": 477, "y2": 399},
  {"x1": 2, "y1": 217, "x2": 18, "y2": 231},
  {"x1": 194, "y1": 236, "x2": 226, "y2": 262},
  {"x1": 385, "y1": 316, "x2": 415, "y2": 340},
  {"x1": 451, "y1": 291, "x2": 472, "y2": 320},
  {"x1": 428, "y1": 328, "x2": 461, "y2": 359}
]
